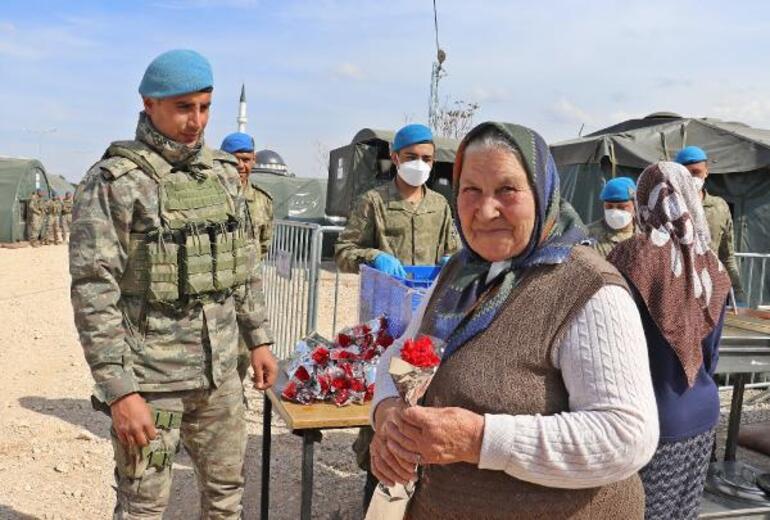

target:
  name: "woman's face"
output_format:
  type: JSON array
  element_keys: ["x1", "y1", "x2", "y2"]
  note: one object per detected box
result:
[{"x1": 457, "y1": 148, "x2": 536, "y2": 262}]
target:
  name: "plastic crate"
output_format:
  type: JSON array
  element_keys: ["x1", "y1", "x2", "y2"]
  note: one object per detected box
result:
[
  {"x1": 358, "y1": 264, "x2": 439, "y2": 338},
  {"x1": 395, "y1": 265, "x2": 442, "y2": 289}
]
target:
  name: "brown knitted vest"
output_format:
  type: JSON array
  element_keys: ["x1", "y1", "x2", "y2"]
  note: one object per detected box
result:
[{"x1": 407, "y1": 246, "x2": 644, "y2": 520}]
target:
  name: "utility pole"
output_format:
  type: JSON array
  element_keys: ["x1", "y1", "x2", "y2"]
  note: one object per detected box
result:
[
  {"x1": 428, "y1": 0, "x2": 446, "y2": 132},
  {"x1": 237, "y1": 84, "x2": 248, "y2": 132}
]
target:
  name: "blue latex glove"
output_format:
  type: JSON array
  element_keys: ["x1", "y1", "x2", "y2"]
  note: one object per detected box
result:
[{"x1": 371, "y1": 253, "x2": 407, "y2": 278}]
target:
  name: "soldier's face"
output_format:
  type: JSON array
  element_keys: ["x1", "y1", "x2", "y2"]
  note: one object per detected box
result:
[
  {"x1": 684, "y1": 161, "x2": 708, "y2": 180},
  {"x1": 457, "y1": 148, "x2": 536, "y2": 262},
  {"x1": 234, "y1": 152, "x2": 256, "y2": 183},
  {"x1": 143, "y1": 91, "x2": 212, "y2": 146},
  {"x1": 603, "y1": 201, "x2": 634, "y2": 214},
  {"x1": 392, "y1": 143, "x2": 435, "y2": 167}
]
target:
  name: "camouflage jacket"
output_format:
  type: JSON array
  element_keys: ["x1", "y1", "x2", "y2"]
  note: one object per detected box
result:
[
  {"x1": 334, "y1": 181, "x2": 461, "y2": 273},
  {"x1": 47, "y1": 199, "x2": 63, "y2": 217},
  {"x1": 243, "y1": 182, "x2": 273, "y2": 262},
  {"x1": 61, "y1": 198, "x2": 73, "y2": 216},
  {"x1": 586, "y1": 218, "x2": 637, "y2": 259},
  {"x1": 69, "y1": 114, "x2": 273, "y2": 404},
  {"x1": 703, "y1": 191, "x2": 744, "y2": 298},
  {"x1": 27, "y1": 194, "x2": 45, "y2": 219}
]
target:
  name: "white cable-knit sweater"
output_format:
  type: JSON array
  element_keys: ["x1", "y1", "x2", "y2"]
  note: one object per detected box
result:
[{"x1": 372, "y1": 284, "x2": 659, "y2": 489}]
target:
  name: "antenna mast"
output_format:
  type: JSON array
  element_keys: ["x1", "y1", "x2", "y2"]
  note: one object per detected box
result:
[{"x1": 428, "y1": 0, "x2": 446, "y2": 131}]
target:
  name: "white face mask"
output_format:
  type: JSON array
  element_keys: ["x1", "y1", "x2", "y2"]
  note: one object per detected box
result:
[
  {"x1": 691, "y1": 176, "x2": 705, "y2": 192},
  {"x1": 604, "y1": 208, "x2": 633, "y2": 230},
  {"x1": 396, "y1": 159, "x2": 432, "y2": 187}
]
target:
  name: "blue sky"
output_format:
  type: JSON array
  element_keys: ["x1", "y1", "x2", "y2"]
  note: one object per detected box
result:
[{"x1": 3, "y1": 0, "x2": 770, "y2": 182}]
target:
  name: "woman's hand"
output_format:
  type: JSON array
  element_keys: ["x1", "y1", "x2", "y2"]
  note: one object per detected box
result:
[
  {"x1": 401, "y1": 406, "x2": 485, "y2": 465},
  {"x1": 370, "y1": 398, "x2": 420, "y2": 486}
]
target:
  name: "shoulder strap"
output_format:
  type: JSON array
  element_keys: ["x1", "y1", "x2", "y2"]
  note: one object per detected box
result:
[
  {"x1": 249, "y1": 183, "x2": 273, "y2": 201},
  {"x1": 210, "y1": 148, "x2": 239, "y2": 165},
  {"x1": 102, "y1": 140, "x2": 172, "y2": 183}
]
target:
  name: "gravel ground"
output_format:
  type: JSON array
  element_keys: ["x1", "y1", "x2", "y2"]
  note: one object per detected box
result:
[{"x1": 0, "y1": 244, "x2": 768, "y2": 519}]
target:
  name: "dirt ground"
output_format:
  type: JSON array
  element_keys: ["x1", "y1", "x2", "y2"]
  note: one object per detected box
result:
[{"x1": 1, "y1": 244, "x2": 769, "y2": 519}]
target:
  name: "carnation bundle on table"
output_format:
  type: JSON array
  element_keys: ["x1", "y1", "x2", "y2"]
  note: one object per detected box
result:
[{"x1": 281, "y1": 316, "x2": 395, "y2": 407}]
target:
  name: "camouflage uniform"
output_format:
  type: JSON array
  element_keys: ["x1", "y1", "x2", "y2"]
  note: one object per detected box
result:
[
  {"x1": 237, "y1": 182, "x2": 274, "y2": 380},
  {"x1": 703, "y1": 191, "x2": 744, "y2": 299},
  {"x1": 70, "y1": 113, "x2": 272, "y2": 520},
  {"x1": 335, "y1": 181, "x2": 460, "y2": 476},
  {"x1": 334, "y1": 181, "x2": 460, "y2": 273},
  {"x1": 26, "y1": 192, "x2": 45, "y2": 247},
  {"x1": 61, "y1": 195, "x2": 73, "y2": 242},
  {"x1": 45, "y1": 198, "x2": 63, "y2": 245},
  {"x1": 586, "y1": 219, "x2": 637, "y2": 259}
]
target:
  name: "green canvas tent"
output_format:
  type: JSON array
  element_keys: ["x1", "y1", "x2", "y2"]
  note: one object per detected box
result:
[
  {"x1": 249, "y1": 171, "x2": 327, "y2": 221},
  {"x1": 550, "y1": 112, "x2": 770, "y2": 304},
  {"x1": 325, "y1": 128, "x2": 460, "y2": 218},
  {"x1": 0, "y1": 158, "x2": 52, "y2": 243},
  {"x1": 47, "y1": 174, "x2": 76, "y2": 197}
]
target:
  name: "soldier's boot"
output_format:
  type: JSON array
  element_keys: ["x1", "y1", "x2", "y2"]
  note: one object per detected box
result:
[
  {"x1": 111, "y1": 408, "x2": 183, "y2": 519},
  {"x1": 181, "y1": 373, "x2": 247, "y2": 520}
]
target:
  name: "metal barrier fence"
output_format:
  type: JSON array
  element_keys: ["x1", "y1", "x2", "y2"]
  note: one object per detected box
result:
[
  {"x1": 736, "y1": 252, "x2": 769, "y2": 308},
  {"x1": 261, "y1": 220, "x2": 344, "y2": 360}
]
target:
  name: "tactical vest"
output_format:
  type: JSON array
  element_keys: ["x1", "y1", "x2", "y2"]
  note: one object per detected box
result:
[{"x1": 102, "y1": 141, "x2": 251, "y2": 303}]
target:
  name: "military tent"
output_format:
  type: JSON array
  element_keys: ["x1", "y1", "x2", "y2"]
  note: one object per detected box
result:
[
  {"x1": 550, "y1": 112, "x2": 770, "y2": 304},
  {"x1": 0, "y1": 158, "x2": 52, "y2": 243},
  {"x1": 249, "y1": 172, "x2": 327, "y2": 221},
  {"x1": 325, "y1": 128, "x2": 460, "y2": 219},
  {"x1": 48, "y1": 174, "x2": 76, "y2": 197}
]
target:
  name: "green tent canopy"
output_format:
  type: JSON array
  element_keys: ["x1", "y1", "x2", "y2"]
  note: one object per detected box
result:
[
  {"x1": 550, "y1": 112, "x2": 770, "y2": 304},
  {"x1": 325, "y1": 128, "x2": 460, "y2": 218},
  {"x1": 0, "y1": 158, "x2": 51, "y2": 242}
]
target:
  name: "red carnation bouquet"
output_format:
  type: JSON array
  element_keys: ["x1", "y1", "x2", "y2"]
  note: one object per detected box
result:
[
  {"x1": 366, "y1": 335, "x2": 443, "y2": 518},
  {"x1": 388, "y1": 335, "x2": 442, "y2": 406},
  {"x1": 281, "y1": 316, "x2": 395, "y2": 407}
]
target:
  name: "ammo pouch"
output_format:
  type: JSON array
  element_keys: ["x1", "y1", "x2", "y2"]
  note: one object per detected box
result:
[{"x1": 120, "y1": 222, "x2": 250, "y2": 303}]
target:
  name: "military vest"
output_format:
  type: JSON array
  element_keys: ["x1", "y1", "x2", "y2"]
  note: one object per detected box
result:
[{"x1": 102, "y1": 141, "x2": 251, "y2": 304}]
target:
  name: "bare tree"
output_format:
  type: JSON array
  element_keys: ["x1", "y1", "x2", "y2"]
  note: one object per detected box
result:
[
  {"x1": 313, "y1": 140, "x2": 330, "y2": 177},
  {"x1": 432, "y1": 98, "x2": 480, "y2": 140}
]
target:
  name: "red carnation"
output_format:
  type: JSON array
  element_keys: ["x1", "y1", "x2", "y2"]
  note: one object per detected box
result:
[
  {"x1": 332, "y1": 377, "x2": 349, "y2": 391},
  {"x1": 401, "y1": 336, "x2": 440, "y2": 368},
  {"x1": 334, "y1": 389, "x2": 350, "y2": 406},
  {"x1": 337, "y1": 334, "x2": 352, "y2": 348},
  {"x1": 317, "y1": 374, "x2": 331, "y2": 394},
  {"x1": 294, "y1": 366, "x2": 311, "y2": 382},
  {"x1": 350, "y1": 378, "x2": 366, "y2": 393},
  {"x1": 311, "y1": 347, "x2": 330, "y2": 366},
  {"x1": 365, "y1": 384, "x2": 375, "y2": 401},
  {"x1": 282, "y1": 381, "x2": 298, "y2": 400},
  {"x1": 377, "y1": 331, "x2": 394, "y2": 348}
]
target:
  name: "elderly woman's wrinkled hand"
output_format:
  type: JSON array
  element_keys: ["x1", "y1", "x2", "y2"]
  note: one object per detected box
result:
[
  {"x1": 370, "y1": 398, "x2": 420, "y2": 486},
  {"x1": 401, "y1": 405, "x2": 485, "y2": 465}
]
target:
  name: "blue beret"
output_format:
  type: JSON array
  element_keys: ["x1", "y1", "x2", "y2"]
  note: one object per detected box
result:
[
  {"x1": 392, "y1": 124, "x2": 433, "y2": 152},
  {"x1": 221, "y1": 132, "x2": 255, "y2": 154},
  {"x1": 601, "y1": 177, "x2": 636, "y2": 202},
  {"x1": 139, "y1": 49, "x2": 213, "y2": 99},
  {"x1": 675, "y1": 146, "x2": 708, "y2": 165}
]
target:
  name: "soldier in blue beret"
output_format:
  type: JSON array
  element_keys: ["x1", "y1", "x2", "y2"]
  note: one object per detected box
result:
[
  {"x1": 69, "y1": 49, "x2": 277, "y2": 518},
  {"x1": 587, "y1": 177, "x2": 638, "y2": 258}
]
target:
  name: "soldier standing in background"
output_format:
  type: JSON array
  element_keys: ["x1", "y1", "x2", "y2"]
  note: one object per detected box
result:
[
  {"x1": 221, "y1": 131, "x2": 274, "y2": 381},
  {"x1": 69, "y1": 49, "x2": 277, "y2": 519},
  {"x1": 45, "y1": 192, "x2": 63, "y2": 245},
  {"x1": 334, "y1": 123, "x2": 461, "y2": 510},
  {"x1": 587, "y1": 177, "x2": 637, "y2": 258},
  {"x1": 26, "y1": 188, "x2": 46, "y2": 247},
  {"x1": 335, "y1": 123, "x2": 460, "y2": 276},
  {"x1": 61, "y1": 191, "x2": 74, "y2": 243},
  {"x1": 676, "y1": 146, "x2": 745, "y2": 301}
]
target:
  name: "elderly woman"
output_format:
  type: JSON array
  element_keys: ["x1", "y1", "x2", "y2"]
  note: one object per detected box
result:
[
  {"x1": 370, "y1": 122, "x2": 659, "y2": 519},
  {"x1": 608, "y1": 162, "x2": 730, "y2": 519}
]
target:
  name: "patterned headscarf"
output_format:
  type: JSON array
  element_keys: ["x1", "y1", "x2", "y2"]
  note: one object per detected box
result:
[
  {"x1": 608, "y1": 162, "x2": 730, "y2": 386},
  {"x1": 420, "y1": 122, "x2": 587, "y2": 359}
]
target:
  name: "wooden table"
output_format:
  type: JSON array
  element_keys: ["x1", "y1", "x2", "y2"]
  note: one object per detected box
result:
[{"x1": 260, "y1": 370, "x2": 371, "y2": 520}]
